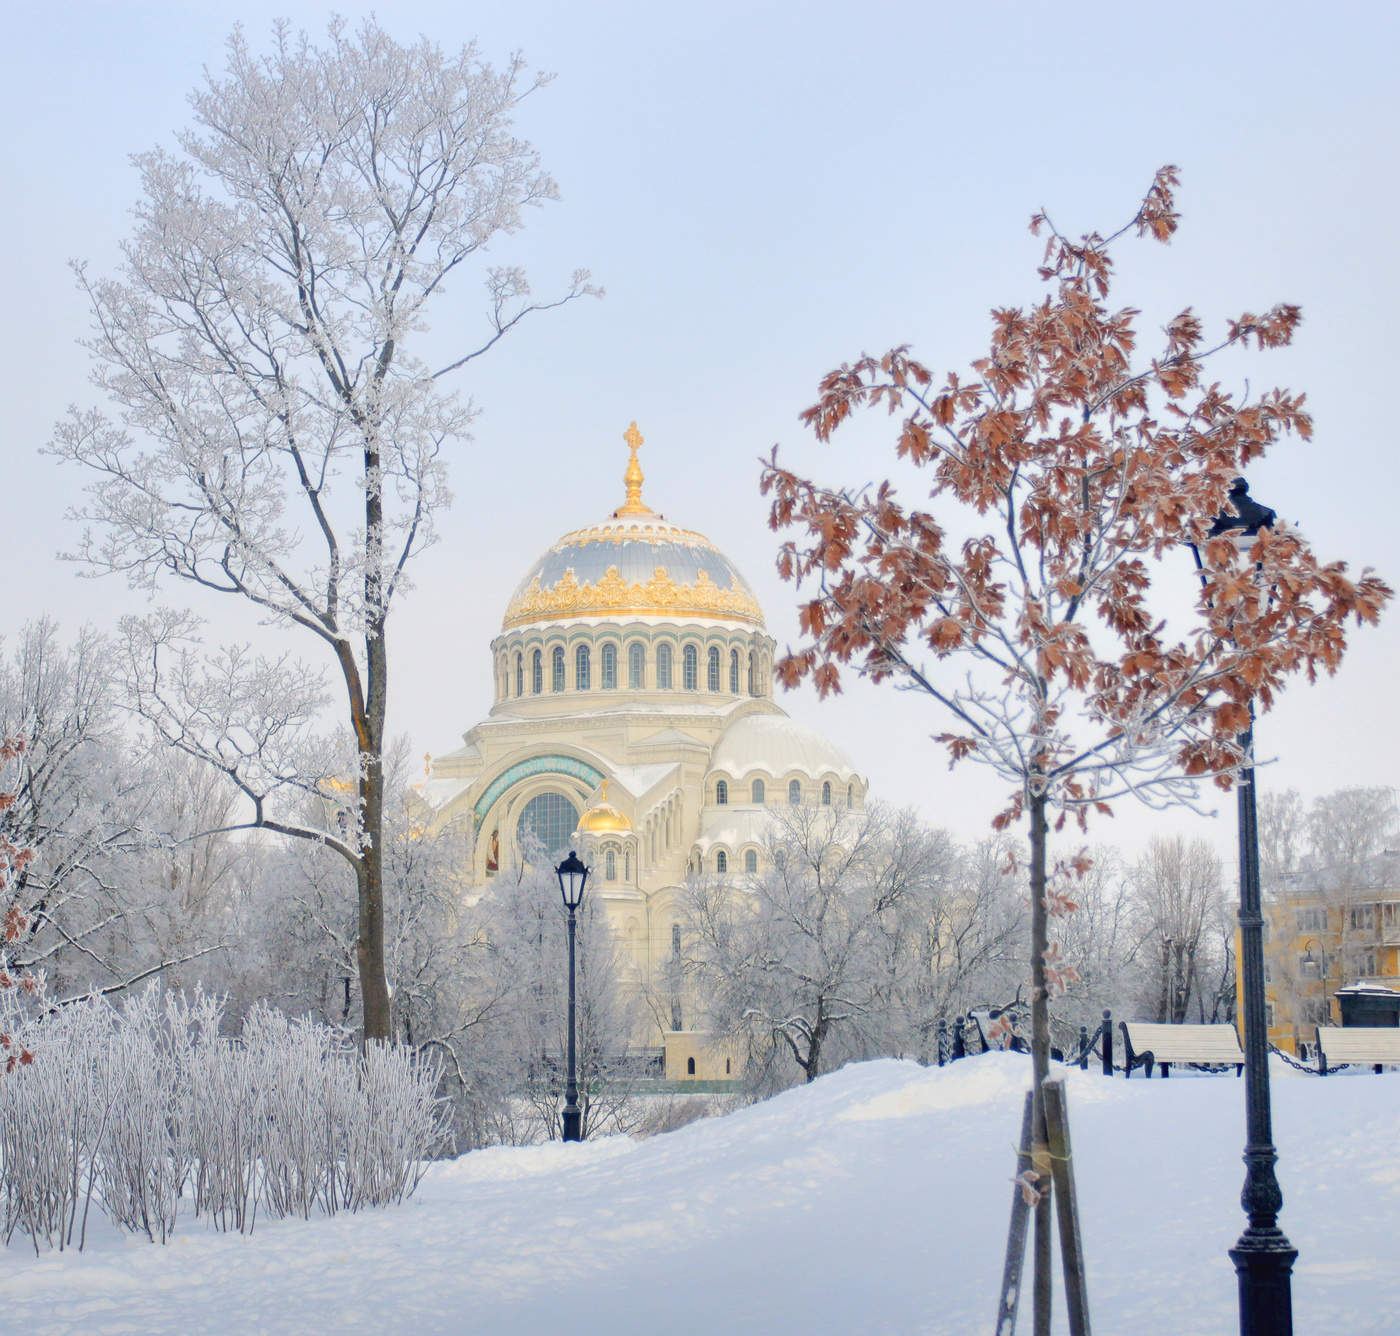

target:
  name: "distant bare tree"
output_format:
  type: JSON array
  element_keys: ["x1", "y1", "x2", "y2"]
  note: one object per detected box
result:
[
  {"x1": 463, "y1": 856, "x2": 644, "y2": 1143},
  {"x1": 1308, "y1": 787, "x2": 1397, "y2": 985},
  {"x1": 1130, "y1": 836, "x2": 1225, "y2": 1023},
  {"x1": 1257, "y1": 788, "x2": 1307, "y2": 895},
  {"x1": 683, "y1": 803, "x2": 963, "y2": 1085}
]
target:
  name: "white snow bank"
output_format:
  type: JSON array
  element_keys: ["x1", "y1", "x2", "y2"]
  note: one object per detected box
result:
[{"x1": 3, "y1": 1054, "x2": 1397, "y2": 1335}]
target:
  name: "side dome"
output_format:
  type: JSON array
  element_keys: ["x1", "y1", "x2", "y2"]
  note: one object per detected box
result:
[
  {"x1": 577, "y1": 781, "x2": 633, "y2": 835},
  {"x1": 501, "y1": 423, "x2": 765, "y2": 631},
  {"x1": 709, "y1": 714, "x2": 860, "y2": 783}
]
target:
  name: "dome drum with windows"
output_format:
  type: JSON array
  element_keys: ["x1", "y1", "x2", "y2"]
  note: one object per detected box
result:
[{"x1": 490, "y1": 423, "x2": 774, "y2": 706}]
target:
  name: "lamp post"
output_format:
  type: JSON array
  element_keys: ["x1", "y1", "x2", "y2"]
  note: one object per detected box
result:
[
  {"x1": 1300, "y1": 940, "x2": 1326, "y2": 977},
  {"x1": 555, "y1": 849, "x2": 590, "y2": 1143},
  {"x1": 1193, "y1": 477, "x2": 1297, "y2": 1335}
]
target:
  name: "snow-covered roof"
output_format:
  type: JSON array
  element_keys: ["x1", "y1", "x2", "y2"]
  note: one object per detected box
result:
[
  {"x1": 416, "y1": 777, "x2": 473, "y2": 810},
  {"x1": 608, "y1": 763, "x2": 680, "y2": 802},
  {"x1": 692, "y1": 807, "x2": 778, "y2": 853},
  {"x1": 709, "y1": 712, "x2": 859, "y2": 782},
  {"x1": 1336, "y1": 982, "x2": 1400, "y2": 997}
]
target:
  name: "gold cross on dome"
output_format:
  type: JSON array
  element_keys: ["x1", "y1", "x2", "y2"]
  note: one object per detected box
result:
[{"x1": 616, "y1": 420, "x2": 653, "y2": 516}]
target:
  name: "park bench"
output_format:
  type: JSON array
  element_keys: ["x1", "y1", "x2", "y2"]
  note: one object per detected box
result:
[
  {"x1": 1119, "y1": 1021, "x2": 1244, "y2": 1078},
  {"x1": 1315, "y1": 1026, "x2": 1400, "y2": 1075}
]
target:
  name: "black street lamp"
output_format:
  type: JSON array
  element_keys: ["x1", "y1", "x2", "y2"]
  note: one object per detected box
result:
[
  {"x1": 555, "y1": 849, "x2": 590, "y2": 1143},
  {"x1": 1192, "y1": 477, "x2": 1297, "y2": 1335}
]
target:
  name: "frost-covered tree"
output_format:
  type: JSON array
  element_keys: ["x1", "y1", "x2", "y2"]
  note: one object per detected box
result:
[
  {"x1": 0, "y1": 621, "x2": 234, "y2": 996},
  {"x1": 453, "y1": 858, "x2": 643, "y2": 1144},
  {"x1": 0, "y1": 621, "x2": 144, "y2": 989},
  {"x1": 1261, "y1": 786, "x2": 1398, "y2": 1037},
  {"x1": 1029, "y1": 847, "x2": 1139, "y2": 1036},
  {"x1": 1129, "y1": 835, "x2": 1226, "y2": 1024},
  {"x1": 48, "y1": 18, "x2": 595, "y2": 1039},
  {"x1": 683, "y1": 803, "x2": 964, "y2": 1085},
  {"x1": 762, "y1": 167, "x2": 1390, "y2": 1332},
  {"x1": 211, "y1": 748, "x2": 484, "y2": 1041},
  {"x1": 903, "y1": 830, "x2": 1025, "y2": 1054}
]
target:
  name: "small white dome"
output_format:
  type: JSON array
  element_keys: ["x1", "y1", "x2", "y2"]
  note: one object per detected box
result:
[{"x1": 709, "y1": 712, "x2": 859, "y2": 783}]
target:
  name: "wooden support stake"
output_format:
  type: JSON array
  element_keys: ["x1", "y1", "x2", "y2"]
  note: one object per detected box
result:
[
  {"x1": 994, "y1": 1091, "x2": 1035, "y2": 1335},
  {"x1": 1043, "y1": 1077, "x2": 1091, "y2": 1336}
]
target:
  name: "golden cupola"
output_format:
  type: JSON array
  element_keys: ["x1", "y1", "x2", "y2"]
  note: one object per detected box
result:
[
  {"x1": 500, "y1": 422, "x2": 765, "y2": 631},
  {"x1": 576, "y1": 781, "x2": 633, "y2": 836}
]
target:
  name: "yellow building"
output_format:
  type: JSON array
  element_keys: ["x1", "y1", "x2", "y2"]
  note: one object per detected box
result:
[
  {"x1": 1262, "y1": 881, "x2": 1400, "y2": 1056},
  {"x1": 419, "y1": 424, "x2": 866, "y2": 1079}
]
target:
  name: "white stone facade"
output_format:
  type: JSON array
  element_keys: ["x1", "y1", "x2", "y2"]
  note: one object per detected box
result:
[{"x1": 422, "y1": 426, "x2": 865, "y2": 1059}]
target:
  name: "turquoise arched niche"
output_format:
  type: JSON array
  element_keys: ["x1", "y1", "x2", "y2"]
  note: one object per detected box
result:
[{"x1": 473, "y1": 754, "x2": 606, "y2": 831}]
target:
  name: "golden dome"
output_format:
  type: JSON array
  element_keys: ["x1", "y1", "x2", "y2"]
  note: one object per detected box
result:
[
  {"x1": 577, "y1": 781, "x2": 633, "y2": 834},
  {"x1": 501, "y1": 423, "x2": 765, "y2": 631}
]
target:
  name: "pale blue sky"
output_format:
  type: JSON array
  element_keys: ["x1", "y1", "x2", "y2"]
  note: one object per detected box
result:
[{"x1": 3, "y1": 2, "x2": 1396, "y2": 858}]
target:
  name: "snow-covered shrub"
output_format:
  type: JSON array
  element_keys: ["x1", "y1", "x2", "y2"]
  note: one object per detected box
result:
[
  {"x1": 0, "y1": 988, "x2": 447, "y2": 1250},
  {"x1": 0, "y1": 974, "x2": 116, "y2": 1253}
]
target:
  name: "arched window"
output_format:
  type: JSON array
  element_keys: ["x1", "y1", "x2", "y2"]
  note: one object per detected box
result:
[
  {"x1": 848, "y1": 783, "x2": 854, "y2": 806},
  {"x1": 708, "y1": 647, "x2": 721, "y2": 692},
  {"x1": 751, "y1": 778, "x2": 765, "y2": 804},
  {"x1": 715, "y1": 849, "x2": 728, "y2": 873},
  {"x1": 729, "y1": 648, "x2": 740, "y2": 695},
  {"x1": 575, "y1": 644, "x2": 591, "y2": 691},
  {"x1": 605, "y1": 849, "x2": 617, "y2": 881},
  {"x1": 788, "y1": 779, "x2": 802, "y2": 805},
  {"x1": 515, "y1": 653, "x2": 524, "y2": 697},
  {"x1": 624, "y1": 848, "x2": 631, "y2": 881},
  {"x1": 601, "y1": 643, "x2": 617, "y2": 690},
  {"x1": 672, "y1": 923, "x2": 681, "y2": 956},
  {"x1": 687, "y1": 1057, "x2": 696, "y2": 1075},
  {"x1": 628, "y1": 642, "x2": 645, "y2": 689},
  {"x1": 683, "y1": 644, "x2": 698, "y2": 691},
  {"x1": 516, "y1": 792, "x2": 581, "y2": 863},
  {"x1": 715, "y1": 779, "x2": 729, "y2": 806},
  {"x1": 822, "y1": 781, "x2": 832, "y2": 806},
  {"x1": 744, "y1": 848, "x2": 758, "y2": 874},
  {"x1": 748, "y1": 650, "x2": 759, "y2": 696},
  {"x1": 657, "y1": 643, "x2": 673, "y2": 689},
  {"x1": 551, "y1": 646, "x2": 565, "y2": 693},
  {"x1": 531, "y1": 649, "x2": 543, "y2": 694}
]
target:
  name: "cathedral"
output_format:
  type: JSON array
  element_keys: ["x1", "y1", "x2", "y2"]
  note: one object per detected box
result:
[{"x1": 421, "y1": 424, "x2": 865, "y2": 1077}]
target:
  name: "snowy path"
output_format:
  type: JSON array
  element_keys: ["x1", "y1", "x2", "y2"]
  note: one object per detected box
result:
[{"x1": 3, "y1": 1055, "x2": 1397, "y2": 1335}]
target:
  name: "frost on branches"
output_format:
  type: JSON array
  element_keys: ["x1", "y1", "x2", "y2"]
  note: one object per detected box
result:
[
  {"x1": 0, "y1": 989, "x2": 446, "y2": 1253},
  {"x1": 0, "y1": 737, "x2": 38, "y2": 1078},
  {"x1": 45, "y1": 19, "x2": 596, "y2": 1041},
  {"x1": 761, "y1": 166, "x2": 1390, "y2": 1330}
]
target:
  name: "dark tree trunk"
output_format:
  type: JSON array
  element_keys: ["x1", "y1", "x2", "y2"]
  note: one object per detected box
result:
[
  {"x1": 1028, "y1": 789, "x2": 1052, "y2": 1336},
  {"x1": 1157, "y1": 938, "x2": 1173, "y2": 1022},
  {"x1": 805, "y1": 1007, "x2": 829, "y2": 1083},
  {"x1": 353, "y1": 425, "x2": 392, "y2": 1043},
  {"x1": 356, "y1": 674, "x2": 391, "y2": 1042}
]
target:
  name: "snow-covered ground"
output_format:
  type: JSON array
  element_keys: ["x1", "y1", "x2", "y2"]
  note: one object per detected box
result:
[{"x1": 4, "y1": 1054, "x2": 1397, "y2": 1335}]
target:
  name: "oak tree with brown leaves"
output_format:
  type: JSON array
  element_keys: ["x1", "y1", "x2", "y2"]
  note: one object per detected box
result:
[{"x1": 761, "y1": 167, "x2": 1391, "y2": 1334}]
